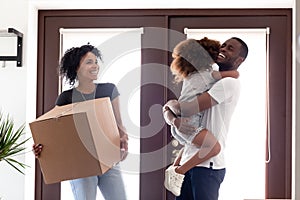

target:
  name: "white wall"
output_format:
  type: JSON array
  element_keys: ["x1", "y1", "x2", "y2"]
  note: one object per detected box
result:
[
  {"x1": 0, "y1": 0, "x2": 30, "y2": 200},
  {"x1": 0, "y1": 0, "x2": 296, "y2": 199}
]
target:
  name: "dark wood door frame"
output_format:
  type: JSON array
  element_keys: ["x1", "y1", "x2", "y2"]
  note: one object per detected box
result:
[
  {"x1": 36, "y1": 9, "x2": 292, "y2": 200},
  {"x1": 168, "y1": 11, "x2": 292, "y2": 199}
]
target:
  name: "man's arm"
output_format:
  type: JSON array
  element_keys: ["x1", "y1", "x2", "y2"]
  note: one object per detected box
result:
[
  {"x1": 179, "y1": 92, "x2": 218, "y2": 117},
  {"x1": 178, "y1": 76, "x2": 240, "y2": 118},
  {"x1": 180, "y1": 77, "x2": 239, "y2": 117},
  {"x1": 162, "y1": 92, "x2": 218, "y2": 133}
]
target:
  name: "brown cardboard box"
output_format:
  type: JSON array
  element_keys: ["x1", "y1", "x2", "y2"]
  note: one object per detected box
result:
[{"x1": 29, "y1": 97, "x2": 121, "y2": 184}]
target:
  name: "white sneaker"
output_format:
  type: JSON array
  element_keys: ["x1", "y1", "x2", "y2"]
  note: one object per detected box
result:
[
  {"x1": 164, "y1": 165, "x2": 173, "y2": 191},
  {"x1": 164, "y1": 165, "x2": 185, "y2": 196}
]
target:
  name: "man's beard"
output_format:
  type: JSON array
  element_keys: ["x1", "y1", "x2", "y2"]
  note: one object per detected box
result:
[{"x1": 217, "y1": 62, "x2": 233, "y2": 72}]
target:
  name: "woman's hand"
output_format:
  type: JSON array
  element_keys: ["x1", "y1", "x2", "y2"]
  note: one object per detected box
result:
[
  {"x1": 32, "y1": 144, "x2": 43, "y2": 158},
  {"x1": 120, "y1": 134, "x2": 128, "y2": 161}
]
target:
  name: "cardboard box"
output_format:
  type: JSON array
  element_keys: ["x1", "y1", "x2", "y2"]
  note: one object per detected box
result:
[{"x1": 29, "y1": 97, "x2": 121, "y2": 184}]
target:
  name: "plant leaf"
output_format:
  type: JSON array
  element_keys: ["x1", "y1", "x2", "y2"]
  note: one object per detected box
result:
[{"x1": 0, "y1": 112, "x2": 30, "y2": 174}]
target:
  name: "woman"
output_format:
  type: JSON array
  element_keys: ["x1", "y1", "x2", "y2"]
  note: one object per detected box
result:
[{"x1": 33, "y1": 44, "x2": 128, "y2": 200}]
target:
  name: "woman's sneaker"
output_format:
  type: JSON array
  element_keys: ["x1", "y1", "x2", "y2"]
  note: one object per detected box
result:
[{"x1": 164, "y1": 165, "x2": 185, "y2": 196}]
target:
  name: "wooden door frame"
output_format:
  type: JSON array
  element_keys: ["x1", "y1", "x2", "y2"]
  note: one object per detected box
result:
[{"x1": 36, "y1": 9, "x2": 292, "y2": 200}]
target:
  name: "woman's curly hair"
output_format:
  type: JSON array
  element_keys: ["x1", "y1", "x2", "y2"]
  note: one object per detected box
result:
[
  {"x1": 59, "y1": 44, "x2": 102, "y2": 86},
  {"x1": 171, "y1": 37, "x2": 220, "y2": 82}
]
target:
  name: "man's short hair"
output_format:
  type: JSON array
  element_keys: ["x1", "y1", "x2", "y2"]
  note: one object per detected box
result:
[{"x1": 231, "y1": 37, "x2": 248, "y2": 59}]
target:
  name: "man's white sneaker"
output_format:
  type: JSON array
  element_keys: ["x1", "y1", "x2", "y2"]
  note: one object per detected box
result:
[{"x1": 164, "y1": 165, "x2": 185, "y2": 196}]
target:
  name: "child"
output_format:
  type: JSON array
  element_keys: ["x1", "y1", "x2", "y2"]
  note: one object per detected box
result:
[{"x1": 163, "y1": 37, "x2": 239, "y2": 196}]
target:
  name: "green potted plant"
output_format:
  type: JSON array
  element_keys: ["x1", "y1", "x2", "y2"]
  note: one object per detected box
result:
[{"x1": 0, "y1": 112, "x2": 30, "y2": 174}]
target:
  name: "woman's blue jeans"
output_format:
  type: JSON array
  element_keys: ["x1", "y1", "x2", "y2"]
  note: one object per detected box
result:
[
  {"x1": 176, "y1": 166, "x2": 226, "y2": 200},
  {"x1": 70, "y1": 165, "x2": 126, "y2": 200}
]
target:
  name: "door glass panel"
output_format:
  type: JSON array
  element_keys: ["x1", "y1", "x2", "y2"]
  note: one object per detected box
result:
[
  {"x1": 185, "y1": 28, "x2": 268, "y2": 199},
  {"x1": 59, "y1": 28, "x2": 142, "y2": 200}
]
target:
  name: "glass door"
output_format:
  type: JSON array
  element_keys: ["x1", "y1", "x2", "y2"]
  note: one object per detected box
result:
[
  {"x1": 59, "y1": 28, "x2": 143, "y2": 200},
  {"x1": 36, "y1": 9, "x2": 291, "y2": 200},
  {"x1": 185, "y1": 28, "x2": 268, "y2": 199}
]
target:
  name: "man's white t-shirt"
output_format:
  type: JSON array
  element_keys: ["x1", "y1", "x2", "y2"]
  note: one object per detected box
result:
[{"x1": 179, "y1": 77, "x2": 241, "y2": 169}]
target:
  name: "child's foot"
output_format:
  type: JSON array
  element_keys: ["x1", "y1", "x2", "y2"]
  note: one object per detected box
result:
[{"x1": 164, "y1": 165, "x2": 185, "y2": 196}]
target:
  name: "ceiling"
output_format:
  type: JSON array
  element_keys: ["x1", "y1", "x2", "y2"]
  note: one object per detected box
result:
[{"x1": 31, "y1": 0, "x2": 294, "y2": 9}]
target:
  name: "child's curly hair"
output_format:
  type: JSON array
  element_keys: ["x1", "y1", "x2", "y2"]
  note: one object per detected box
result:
[
  {"x1": 171, "y1": 37, "x2": 220, "y2": 83},
  {"x1": 59, "y1": 44, "x2": 102, "y2": 86},
  {"x1": 198, "y1": 37, "x2": 221, "y2": 62}
]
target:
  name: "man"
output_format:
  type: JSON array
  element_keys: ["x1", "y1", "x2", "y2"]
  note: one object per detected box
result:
[{"x1": 163, "y1": 37, "x2": 248, "y2": 200}]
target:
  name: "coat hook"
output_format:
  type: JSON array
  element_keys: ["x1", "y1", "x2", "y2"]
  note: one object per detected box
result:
[{"x1": 2, "y1": 61, "x2": 6, "y2": 68}]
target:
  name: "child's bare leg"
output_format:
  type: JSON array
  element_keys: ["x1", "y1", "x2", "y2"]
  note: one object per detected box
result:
[
  {"x1": 175, "y1": 129, "x2": 221, "y2": 175},
  {"x1": 191, "y1": 129, "x2": 217, "y2": 147},
  {"x1": 173, "y1": 147, "x2": 184, "y2": 166}
]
